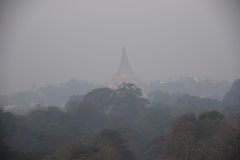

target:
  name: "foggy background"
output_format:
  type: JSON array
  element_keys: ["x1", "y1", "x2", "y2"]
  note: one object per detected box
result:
[{"x1": 0, "y1": 0, "x2": 240, "y2": 95}]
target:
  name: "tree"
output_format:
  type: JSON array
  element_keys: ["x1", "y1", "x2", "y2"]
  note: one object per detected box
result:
[
  {"x1": 114, "y1": 83, "x2": 142, "y2": 98},
  {"x1": 222, "y1": 79, "x2": 240, "y2": 105},
  {"x1": 148, "y1": 90, "x2": 185, "y2": 105},
  {"x1": 110, "y1": 83, "x2": 149, "y2": 120},
  {"x1": 158, "y1": 111, "x2": 225, "y2": 160},
  {"x1": 219, "y1": 112, "x2": 240, "y2": 160},
  {"x1": 43, "y1": 142, "x2": 98, "y2": 160},
  {"x1": 83, "y1": 87, "x2": 114, "y2": 112},
  {"x1": 43, "y1": 129, "x2": 135, "y2": 160},
  {"x1": 94, "y1": 129, "x2": 135, "y2": 160},
  {"x1": 0, "y1": 109, "x2": 15, "y2": 159},
  {"x1": 222, "y1": 79, "x2": 240, "y2": 115}
]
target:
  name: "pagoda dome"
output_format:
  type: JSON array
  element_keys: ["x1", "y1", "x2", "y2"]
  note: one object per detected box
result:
[{"x1": 108, "y1": 46, "x2": 143, "y2": 89}]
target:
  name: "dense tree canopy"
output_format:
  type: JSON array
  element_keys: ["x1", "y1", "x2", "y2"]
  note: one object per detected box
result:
[
  {"x1": 0, "y1": 82, "x2": 239, "y2": 160},
  {"x1": 222, "y1": 79, "x2": 240, "y2": 105}
]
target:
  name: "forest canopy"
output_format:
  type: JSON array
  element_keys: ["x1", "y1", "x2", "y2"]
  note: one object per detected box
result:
[{"x1": 0, "y1": 80, "x2": 239, "y2": 160}]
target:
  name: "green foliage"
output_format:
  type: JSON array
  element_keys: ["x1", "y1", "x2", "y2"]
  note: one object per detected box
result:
[
  {"x1": 159, "y1": 111, "x2": 227, "y2": 160},
  {"x1": 221, "y1": 79, "x2": 240, "y2": 115},
  {"x1": 1, "y1": 81, "x2": 239, "y2": 160},
  {"x1": 10, "y1": 151, "x2": 51, "y2": 160},
  {"x1": 112, "y1": 83, "x2": 148, "y2": 110},
  {"x1": 84, "y1": 87, "x2": 114, "y2": 111},
  {"x1": 198, "y1": 110, "x2": 224, "y2": 123},
  {"x1": 0, "y1": 145, "x2": 16, "y2": 160},
  {"x1": 148, "y1": 90, "x2": 185, "y2": 105},
  {"x1": 222, "y1": 104, "x2": 240, "y2": 115},
  {"x1": 222, "y1": 79, "x2": 240, "y2": 105},
  {"x1": 219, "y1": 112, "x2": 240, "y2": 160},
  {"x1": 65, "y1": 99, "x2": 107, "y2": 131},
  {"x1": 27, "y1": 106, "x2": 65, "y2": 138},
  {"x1": 43, "y1": 142, "x2": 102, "y2": 160},
  {"x1": 95, "y1": 129, "x2": 135, "y2": 160},
  {"x1": 0, "y1": 110, "x2": 34, "y2": 159},
  {"x1": 148, "y1": 136, "x2": 165, "y2": 160},
  {"x1": 115, "y1": 83, "x2": 142, "y2": 98},
  {"x1": 0, "y1": 110, "x2": 8, "y2": 144},
  {"x1": 109, "y1": 83, "x2": 149, "y2": 122},
  {"x1": 43, "y1": 129, "x2": 135, "y2": 160}
]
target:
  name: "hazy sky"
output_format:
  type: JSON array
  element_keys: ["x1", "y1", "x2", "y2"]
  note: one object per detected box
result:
[{"x1": 0, "y1": 0, "x2": 240, "y2": 95}]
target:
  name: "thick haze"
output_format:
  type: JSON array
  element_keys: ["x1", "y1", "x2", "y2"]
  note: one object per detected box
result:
[{"x1": 0, "y1": 0, "x2": 240, "y2": 95}]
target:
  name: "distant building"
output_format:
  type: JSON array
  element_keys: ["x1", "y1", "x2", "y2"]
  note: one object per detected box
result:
[
  {"x1": 108, "y1": 46, "x2": 143, "y2": 89},
  {"x1": 193, "y1": 68, "x2": 200, "y2": 82}
]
